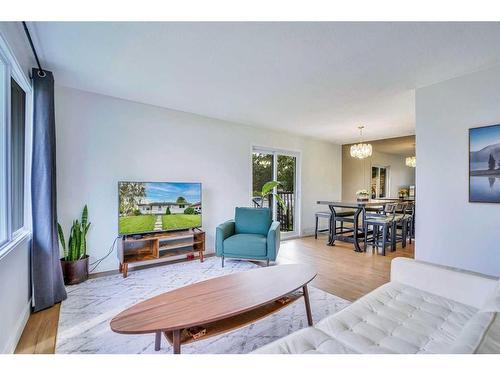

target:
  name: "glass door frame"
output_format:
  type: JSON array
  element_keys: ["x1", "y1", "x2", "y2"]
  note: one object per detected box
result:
[
  {"x1": 251, "y1": 145, "x2": 301, "y2": 239},
  {"x1": 371, "y1": 164, "x2": 391, "y2": 199}
]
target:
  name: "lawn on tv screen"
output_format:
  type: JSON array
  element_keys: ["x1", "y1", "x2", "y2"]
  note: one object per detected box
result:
[{"x1": 118, "y1": 182, "x2": 202, "y2": 235}]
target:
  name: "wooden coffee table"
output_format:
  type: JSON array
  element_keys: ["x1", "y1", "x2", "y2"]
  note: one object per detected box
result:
[{"x1": 110, "y1": 264, "x2": 317, "y2": 354}]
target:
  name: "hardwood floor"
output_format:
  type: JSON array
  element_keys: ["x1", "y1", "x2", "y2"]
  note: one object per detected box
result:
[
  {"x1": 277, "y1": 234, "x2": 414, "y2": 301},
  {"x1": 14, "y1": 235, "x2": 413, "y2": 353},
  {"x1": 14, "y1": 303, "x2": 60, "y2": 354}
]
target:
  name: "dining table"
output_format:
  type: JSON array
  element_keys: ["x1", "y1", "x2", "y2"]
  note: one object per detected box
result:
[{"x1": 316, "y1": 199, "x2": 395, "y2": 252}]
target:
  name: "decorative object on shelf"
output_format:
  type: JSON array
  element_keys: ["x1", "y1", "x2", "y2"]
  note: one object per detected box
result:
[
  {"x1": 350, "y1": 126, "x2": 373, "y2": 159},
  {"x1": 356, "y1": 189, "x2": 370, "y2": 202},
  {"x1": 276, "y1": 296, "x2": 292, "y2": 305},
  {"x1": 405, "y1": 156, "x2": 416, "y2": 167},
  {"x1": 398, "y1": 188, "x2": 410, "y2": 199},
  {"x1": 469, "y1": 123, "x2": 500, "y2": 203},
  {"x1": 185, "y1": 326, "x2": 207, "y2": 340},
  {"x1": 58, "y1": 205, "x2": 91, "y2": 285}
]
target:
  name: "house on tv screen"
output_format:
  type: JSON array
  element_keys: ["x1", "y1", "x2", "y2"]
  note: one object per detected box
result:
[{"x1": 138, "y1": 201, "x2": 201, "y2": 214}]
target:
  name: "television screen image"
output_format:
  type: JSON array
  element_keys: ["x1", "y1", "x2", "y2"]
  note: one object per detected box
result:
[{"x1": 118, "y1": 182, "x2": 202, "y2": 235}]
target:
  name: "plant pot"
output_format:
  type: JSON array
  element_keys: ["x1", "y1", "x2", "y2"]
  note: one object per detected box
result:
[
  {"x1": 356, "y1": 196, "x2": 369, "y2": 202},
  {"x1": 60, "y1": 255, "x2": 89, "y2": 285}
]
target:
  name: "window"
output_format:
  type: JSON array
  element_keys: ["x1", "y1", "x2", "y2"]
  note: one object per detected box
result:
[
  {"x1": 0, "y1": 37, "x2": 30, "y2": 252},
  {"x1": 11, "y1": 78, "x2": 26, "y2": 232},
  {"x1": 0, "y1": 58, "x2": 6, "y2": 245},
  {"x1": 371, "y1": 166, "x2": 389, "y2": 199}
]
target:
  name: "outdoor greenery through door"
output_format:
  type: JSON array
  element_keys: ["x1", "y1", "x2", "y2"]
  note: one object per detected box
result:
[{"x1": 252, "y1": 149, "x2": 298, "y2": 234}]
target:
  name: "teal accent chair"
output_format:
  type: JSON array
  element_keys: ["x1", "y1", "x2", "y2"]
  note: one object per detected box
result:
[{"x1": 215, "y1": 207, "x2": 280, "y2": 267}]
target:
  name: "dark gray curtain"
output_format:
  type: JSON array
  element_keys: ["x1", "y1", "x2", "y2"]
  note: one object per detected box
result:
[{"x1": 31, "y1": 68, "x2": 67, "y2": 312}]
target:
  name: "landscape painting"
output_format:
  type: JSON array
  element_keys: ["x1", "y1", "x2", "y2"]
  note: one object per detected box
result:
[
  {"x1": 469, "y1": 124, "x2": 500, "y2": 202},
  {"x1": 119, "y1": 182, "x2": 202, "y2": 235}
]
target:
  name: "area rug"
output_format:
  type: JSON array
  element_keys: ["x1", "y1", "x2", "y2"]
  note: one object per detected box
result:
[{"x1": 56, "y1": 257, "x2": 351, "y2": 354}]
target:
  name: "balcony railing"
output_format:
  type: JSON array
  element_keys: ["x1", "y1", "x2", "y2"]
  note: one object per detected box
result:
[{"x1": 252, "y1": 191, "x2": 294, "y2": 232}]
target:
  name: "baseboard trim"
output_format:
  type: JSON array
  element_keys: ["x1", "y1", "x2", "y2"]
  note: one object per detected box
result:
[{"x1": 3, "y1": 298, "x2": 31, "y2": 354}]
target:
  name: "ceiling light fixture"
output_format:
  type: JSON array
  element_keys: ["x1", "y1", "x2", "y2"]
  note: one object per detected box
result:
[
  {"x1": 350, "y1": 126, "x2": 372, "y2": 159},
  {"x1": 405, "y1": 156, "x2": 416, "y2": 168}
]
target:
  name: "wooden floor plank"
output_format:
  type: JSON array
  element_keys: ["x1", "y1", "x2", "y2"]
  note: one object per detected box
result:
[
  {"x1": 276, "y1": 234, "x2": 414, "y2": 301},
  {"x1": 14, "y1": 235, "x2": 413, "y2": 353},
  {"x1": 14, "y1": 303, "x2": 60, "y2": 354}
]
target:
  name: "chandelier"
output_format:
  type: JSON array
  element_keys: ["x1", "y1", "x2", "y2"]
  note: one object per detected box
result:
[
  {"x1": 405, "y1": 156, "x2": 416, "y2": 167},
  {"x1": 350, "y1": 126, "x2": 372, "y2": 159}
]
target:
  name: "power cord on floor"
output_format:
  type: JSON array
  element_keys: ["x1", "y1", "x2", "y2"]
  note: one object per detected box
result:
[{"x1": 89, "y1": 236, "x2": 119, "y2": 273}]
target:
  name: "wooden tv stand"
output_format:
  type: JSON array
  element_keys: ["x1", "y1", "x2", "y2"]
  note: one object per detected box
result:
[{"x1": 117, "y1": 229, "x2": 205, "y2": 278}]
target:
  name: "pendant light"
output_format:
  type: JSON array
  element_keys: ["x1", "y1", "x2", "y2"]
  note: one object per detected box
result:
[{"x1": 350, "y1": 126, "x2": 372, "y2": 159}]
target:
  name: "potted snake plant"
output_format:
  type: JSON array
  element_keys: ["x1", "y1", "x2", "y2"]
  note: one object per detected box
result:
[{"x1": 58, "y1": 205, "x2": 91, "y2": 285}]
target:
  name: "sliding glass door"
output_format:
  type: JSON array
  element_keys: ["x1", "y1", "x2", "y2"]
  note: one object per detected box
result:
[{"x1": 252, "y1": 147, "x2": 300, "y2": 238}]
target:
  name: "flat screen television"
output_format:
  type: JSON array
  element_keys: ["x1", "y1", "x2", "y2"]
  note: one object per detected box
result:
[{"x1": 118, "y1": 181, "x2": 202, "y2": 236}]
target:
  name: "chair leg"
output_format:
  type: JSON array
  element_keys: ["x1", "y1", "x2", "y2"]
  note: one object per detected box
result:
[
  {"x1": 391, "y1": 222, "x2": 396, "y2": 252},
  {"x1": 382, "y1": 225, "x2": 387, "y2": 256},
  {"x1": 363, "y1": 220, "x2": 368, "y2": 252},
  {"x1": 372, "y1": 225, "x2": 378, "y2": 253},
  {"x1": 402, "y1": 220, "x2": 407, "y2": 248},
  {"x1": 221, "y1": 256, "x2": 224, "y2": 268},
  {"x1": 315, "y1": 216, "x2": 318, "y2": 239},
  {"x1": 266, "y1": 259, "x2": 270, "y2": 267}
]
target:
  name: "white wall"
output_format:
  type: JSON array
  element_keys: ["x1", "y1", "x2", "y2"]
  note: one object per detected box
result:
[
  {"x1": 0, "y1": 23, "x2": 34, "y2": 353},
  {"x1": 0, "y1": 237, "x2": 31, "y2": 353},
  {"x1": 416, "y1": 65, "x2": 500, "y2": 277},
  {"x1": 55, "y1": 86, "x2": 342, "y2": 273}
]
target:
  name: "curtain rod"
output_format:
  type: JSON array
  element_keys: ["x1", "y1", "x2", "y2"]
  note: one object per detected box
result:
[{"x1": 22, "y1": 21, "x2": 46, "y2": 78}]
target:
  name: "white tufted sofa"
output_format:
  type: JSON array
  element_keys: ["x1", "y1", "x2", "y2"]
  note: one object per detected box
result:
[{"x1": 253, "y1": 258, "x2": 500, "y2": 354}]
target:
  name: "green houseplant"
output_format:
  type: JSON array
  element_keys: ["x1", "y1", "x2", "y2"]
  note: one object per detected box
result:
[
  {"x1": 255, "y1": 181, "x2": 286, "y2": 209},
  {"x1": 58, "y1": 205, "x2": 91, "y2": 285}
]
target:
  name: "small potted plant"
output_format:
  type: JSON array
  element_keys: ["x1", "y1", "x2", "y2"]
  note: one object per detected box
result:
[
  {"x1": 58, "y1": 205, "x2": 91, "y2": 285},
  {"x1": 356, "y1": 189, "x2": 370, "y2": 202},
  {"x1": 398, "y1": 188, "x2": 409, "y2": 199}
]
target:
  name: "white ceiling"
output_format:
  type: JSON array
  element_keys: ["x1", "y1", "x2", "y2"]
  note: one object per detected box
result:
[{"x1": 31, "y1": 22, "x2": 500, "y2": 144}]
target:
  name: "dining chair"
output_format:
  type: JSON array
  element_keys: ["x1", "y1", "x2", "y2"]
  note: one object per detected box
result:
[
  {"x1": 402, "y1": 202, "x2": 415, "y2": 244},
  {"x1": 393, "y1": 202, "x2": 409, "y2": 249},
  {"x1": 364, "y1": 203, "x2": 397, "y2": 255},
  {"x1": 315, "y1": 211, "x2": 331, "y2": 239}
]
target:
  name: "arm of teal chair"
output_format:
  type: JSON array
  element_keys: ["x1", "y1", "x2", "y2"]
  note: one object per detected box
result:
[
  {"x1": 215, "y1": 220, "x2": 235, "y2": 256},
  {"x1": 266, "y1": 221, "x2": 280, "y2": 261}
]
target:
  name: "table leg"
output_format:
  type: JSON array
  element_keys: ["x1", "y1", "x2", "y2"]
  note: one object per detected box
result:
[
  {"x1": 172, "y1": 330, "x2": 181, "y2": 354},
  {"x1": 155, "y1": 331, "x2": 161, "y2": 351},
  {"x1": 303, "y1": 285, "x2": 313, "y2": 326},
  {"x1": 327, "y1": 205, "x2": 336, "y2": 246},
  {"x1": 353, "y1": 207, "x2": 363, "y2": 252}
]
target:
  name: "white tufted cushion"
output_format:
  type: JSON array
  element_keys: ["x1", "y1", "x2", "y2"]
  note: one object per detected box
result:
[
  {"x1": 252, "y1": 327, "x2": 358, "y2": 354},
  {"x1": 315, "y1": 282, "x2": 478, "y2": 354}
]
